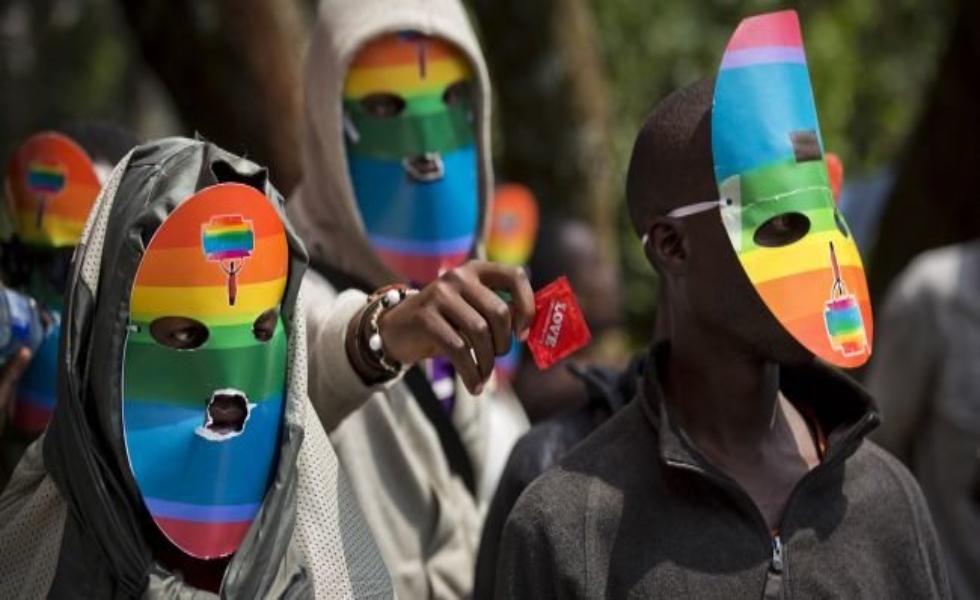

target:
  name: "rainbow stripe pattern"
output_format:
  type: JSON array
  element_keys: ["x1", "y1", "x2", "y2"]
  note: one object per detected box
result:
[
  {"x1": 343, "y1": 32, "x2": 479, "y2": 284},
  {"x1": 203, "y1": 215, "x2": 255, "y2": 306},
  {"x1": 26, "y1": 161, "x2": 66, "y2": 194},
  {"x1": 712, "y1": 11, "x2": 872, "y2": 367},
  {"x1": 487, "y1": 183, "x2": 539, "y2": 267},
  {"x1": 824, "y1": 241, "x2": 868, "y2": 356},
  {"x1": 202, "y1": 216, "x2": 254, "y2": 260},
  {"x1": 825, "y1": 297, "x2": 866, "y2": 356},
  {"x1": 11, "y1": 316, "x2": 61, "y2": 434},
  {"x1": 4, "y1": 132, "x2": 101, "y2": 247},
  {"x1": 123, "y1": 183, "x2": 288, "y2": 559}
]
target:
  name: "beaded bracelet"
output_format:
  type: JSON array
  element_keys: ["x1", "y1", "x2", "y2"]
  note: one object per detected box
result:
[{"x1": 358, "y1": 284, "x2": 419, "y2": 375}]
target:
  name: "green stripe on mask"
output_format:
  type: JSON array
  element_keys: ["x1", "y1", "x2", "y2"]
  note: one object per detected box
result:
[
  {"x1": 128, "y1": 320, "x2": 283, "y2": 350},
  {"x1": 736, "y1": 158, "x2": 831, "y2": 206},
  {"x1": 124, "y1": 325, "x2": 287, "y2": 405},
  {"x1": 344, "y1": 100, "x2": 475, "y2": 159}
]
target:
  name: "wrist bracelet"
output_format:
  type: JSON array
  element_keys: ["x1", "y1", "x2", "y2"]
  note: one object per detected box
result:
[{"x1": 359, "y1": 284, "x2": 419, "y2": 375}]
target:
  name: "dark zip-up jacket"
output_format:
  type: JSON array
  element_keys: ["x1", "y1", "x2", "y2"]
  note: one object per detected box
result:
[
  {"x1": 475, "y1": 355, "x2": 645, "y2": 599},
  {"x1": 496, "y1": 343, "x2": 950, "y2": 598}
]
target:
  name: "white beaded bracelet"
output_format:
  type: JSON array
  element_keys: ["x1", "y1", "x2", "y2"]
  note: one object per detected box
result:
[{"x1": 364, "y1": 285, "x2": 419, "y2": 374}]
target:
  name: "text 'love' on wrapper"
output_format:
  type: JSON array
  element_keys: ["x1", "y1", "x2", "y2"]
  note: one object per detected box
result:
[{"x1": 527, "y1": 276, "x2": 592, "y2": 369}]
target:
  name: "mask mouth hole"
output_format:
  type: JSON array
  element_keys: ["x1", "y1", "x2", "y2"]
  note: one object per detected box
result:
[
  {"x1": 402, "y1": 153, "x2": 445, "y2": 182},
  {"x1": 197, "y1": 389, "x2": 251, "y2": 441},
  {"x1": 753, "y1": 212, "x2": 811, "y2": 248}
]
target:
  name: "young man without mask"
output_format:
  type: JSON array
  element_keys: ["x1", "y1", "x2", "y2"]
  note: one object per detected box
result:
[
  {"x1": 0, "y1": 122, "x2": 139, "y2": 488},
  {"x1": 287, "y1": 0, "x2": 534, "y2": 596},
  {"x1": 0, "y1": 137, "x2": 399, "y2": 597},
  {"x1": 497, "y1": 12, "x2": 949, "y2": 598}
]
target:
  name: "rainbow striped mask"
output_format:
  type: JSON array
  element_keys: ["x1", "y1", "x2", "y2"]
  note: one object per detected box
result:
[
  {"x1": 4, "y1": 132, "x2": 101, "y2": 249},
  {"x1": 706, "y1": 10, "x2": 872, "y2": 367},
  {"x1": 343, "y1": 31, "x2": 479, "y2": 284},
  {"x1": 4, "y1": 133, "x2": 101, "y2": 435},
  {"x1": 122, "y1": 183, "x2": 289, "y2": 559}
]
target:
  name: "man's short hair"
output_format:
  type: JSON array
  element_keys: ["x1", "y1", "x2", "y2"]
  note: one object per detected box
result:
[{"x1": 626, "y1": 78, "x2": 717, "y2": 238}]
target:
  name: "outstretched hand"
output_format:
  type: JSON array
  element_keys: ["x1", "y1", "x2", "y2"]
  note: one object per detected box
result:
[{"x1": 381, "y1": 261, "x2": 535, "y2": 395}]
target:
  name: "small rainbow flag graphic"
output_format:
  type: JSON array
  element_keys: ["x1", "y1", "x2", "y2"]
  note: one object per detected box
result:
[
  {"x1": 824, "y1": 242, "x2": 867, "y2": 357},
  {"x1": 202, "y1": 215, "x2": 254, "y2": 306},
  {"x1": 26, "y1": 160, "x2": 66, "y2": 227}
]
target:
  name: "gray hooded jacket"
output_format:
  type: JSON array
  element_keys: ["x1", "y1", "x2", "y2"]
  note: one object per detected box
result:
[
  {"x1": 0, "y1": 138, "x2": 392, "y2": 598},
  {"x1": 285, "y1": 0, "x2": 529, "y2": 597}
]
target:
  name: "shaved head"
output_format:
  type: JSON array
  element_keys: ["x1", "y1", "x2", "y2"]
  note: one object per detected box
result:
[{"x1": 626, "y1": 78, "x2": 716, "y2": 238}]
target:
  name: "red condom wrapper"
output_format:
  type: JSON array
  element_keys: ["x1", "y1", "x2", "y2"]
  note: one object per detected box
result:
[{"x1": 526, "y1": 276, "x2": 592, "y2": 369}]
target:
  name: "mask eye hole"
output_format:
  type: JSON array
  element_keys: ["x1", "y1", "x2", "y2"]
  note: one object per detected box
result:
[
  {"x1": 443, "y1": 81, "x2": 472, "y2": 107},
  {"x1": 753, "y1": 212, "x2": 811, "y2": 248},
  {"x1": 150, "y1": 317, "x2": 210, "y2": 350},
  {"x1": 252, "y1": 308, "x2": 279, "y2": 343},
  {"x1": 360, "y1": 93, "x2": 406, "y2": 117}
]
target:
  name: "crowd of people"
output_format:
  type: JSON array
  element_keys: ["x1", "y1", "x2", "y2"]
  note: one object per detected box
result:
[{"x1": 0, "y1": 1, "x2": 972, "y2": 598}]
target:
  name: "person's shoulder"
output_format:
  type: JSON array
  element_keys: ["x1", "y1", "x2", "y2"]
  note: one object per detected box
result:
[
  {"x1": 300, "y1": 269, "x2": 341, "y2": 300},
  {"x1": 505, "y1": 408, "x2": 596, "y2": 484},
  {"x1": 509, "y1": 400, "x2": 652, "y2": 522},
  {"x1": 892, "y1": 242, "x2": 980, "y2": 302},
  {"x1": 848, "y1": 440, "x2": 931, "y2": 514},
  {"x1": 559, "y1": 398, "x2": 652, "y2": 472}
]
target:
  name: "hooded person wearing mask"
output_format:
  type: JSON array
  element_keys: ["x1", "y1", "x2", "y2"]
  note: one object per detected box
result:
[
  {"x1": 0, "y1": 137, "x2": 393, "y2": 598},
  {"x1": 286, "y1": 0, "x2": 534, "y2": 596},
  {"x1": 0, "y1": 123, "x2": 140, "y2": 488}
]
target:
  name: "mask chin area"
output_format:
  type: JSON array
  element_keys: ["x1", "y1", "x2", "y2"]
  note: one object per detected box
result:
[
  {"x1": 753, "y1": 212, "x2": 811, "y2": 248},
  {"x1": 197, "y1": 389, "x2": 251, "y2": 441}
]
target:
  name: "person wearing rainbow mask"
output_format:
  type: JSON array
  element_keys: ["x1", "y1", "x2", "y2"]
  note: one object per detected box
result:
[
  {"x1": 286, "y1": 0, "x2": 534, "y2": 596},
  {"x1": 0, "y1": 123, "x2": 138, "y2": 488},
  {"x1": 0, "y1": 137, "x2": 395, "y2": 597},
  {"x1": 497, "y1": 12, "x2": 949, "y2": 597}
]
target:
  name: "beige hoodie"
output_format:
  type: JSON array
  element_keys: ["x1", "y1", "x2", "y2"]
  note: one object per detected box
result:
[
  {"x1": 288, "y1": 0, "x2": 529, "y2": 597},
  {"x1": 287, "y1": 0, "x2": 493, "y2": 287}
]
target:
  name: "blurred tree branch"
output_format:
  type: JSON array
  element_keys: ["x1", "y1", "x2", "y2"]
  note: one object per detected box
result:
[
  {"x1": 470, "y1": 0, "x2": 617, "y2": 261},
  {"x1": 869, "y1": 0, "x2": 980, "y2": 301},
  {"x1": 117, "y1": 0, "x2": 306, "y2": 194}
]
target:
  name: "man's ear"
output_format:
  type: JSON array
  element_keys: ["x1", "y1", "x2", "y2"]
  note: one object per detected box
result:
[{"x1": 644, "y1": 217, "x2": 689, "y2": 275}]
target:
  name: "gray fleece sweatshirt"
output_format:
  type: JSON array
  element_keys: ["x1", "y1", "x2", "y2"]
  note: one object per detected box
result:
[{"x1": 497, "y1": 343, "x2": 950, "y2": 598}]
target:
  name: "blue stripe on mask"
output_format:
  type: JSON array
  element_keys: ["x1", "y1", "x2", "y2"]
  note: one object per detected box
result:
[{"x1": 348, "y1": 145, "x2": 479, "y2": 245}]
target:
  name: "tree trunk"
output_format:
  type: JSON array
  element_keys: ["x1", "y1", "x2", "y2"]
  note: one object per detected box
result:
[
  {"x1": 470, "y1": 0, "x2": 617, "y2": 259},
  {"x1": 868, "y1": 0, "x2": 980, "y2": 301},
  {"x1": 117, "y1": 0, "x2": 306, "y2": 195}
]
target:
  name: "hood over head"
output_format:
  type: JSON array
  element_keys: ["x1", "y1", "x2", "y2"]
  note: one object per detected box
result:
[
  {"x1": 42, "y1": 137, "x2": 314, "y2": 596},
  {"x1": 288, "y1": 0, "x2": 493, "y2": 287}
]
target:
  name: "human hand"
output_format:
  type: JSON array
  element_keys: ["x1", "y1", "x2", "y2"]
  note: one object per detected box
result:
[
  {"x1": 0, "y1": 348, "x2": 32, "y2": 426},
  {"x1": 381, "y1": 261, "x2": 535, "y2": 395}
]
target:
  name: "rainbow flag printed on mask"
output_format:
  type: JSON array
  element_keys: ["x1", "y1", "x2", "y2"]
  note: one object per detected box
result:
[
  {"x1": 4, "y1": 133, "x2": 101, "y2": 248},
  {"x1": 123, "y1": 183, "x2": 289, "y2": 559},
  {"x1": 712, "y1": 10, "x2": 872, "y2": 367}
]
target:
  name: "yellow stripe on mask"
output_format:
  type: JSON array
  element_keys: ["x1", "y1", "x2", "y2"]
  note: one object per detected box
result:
[
  {"x1": 344, "y1": 59, "x2": 473, "y2": 99},
  {"x1": 739, "y1": 232, "x2": 864, "y2": 285},
  {"x1": 130, "y1": 278, "x2": 286, "y2": 324},
  {"x1": 13, "y1": 212, "x2": 87, "y2": 247}
]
